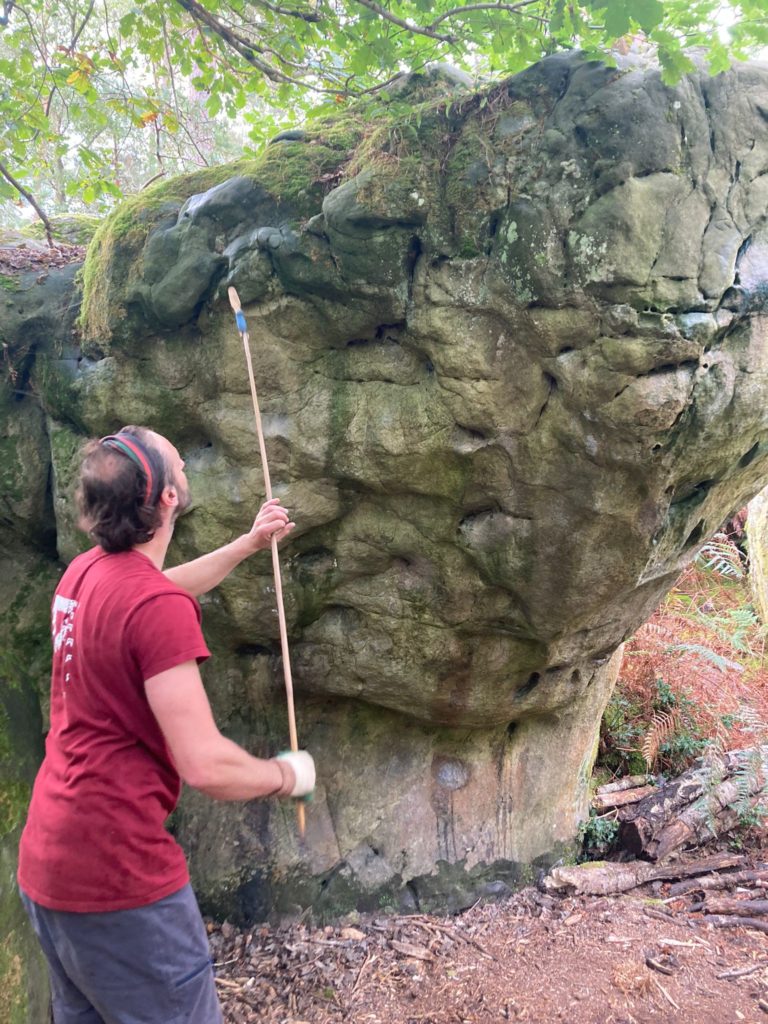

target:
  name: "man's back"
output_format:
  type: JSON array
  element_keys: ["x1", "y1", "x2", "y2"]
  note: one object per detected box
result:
[{"x1": 18, "y1": 546, "x2": 209, "y2": 912}]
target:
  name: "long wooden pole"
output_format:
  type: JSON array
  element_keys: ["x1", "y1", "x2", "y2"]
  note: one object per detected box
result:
[{"x1": 228, "y1": 287, "x2": 305, "y2": 837}]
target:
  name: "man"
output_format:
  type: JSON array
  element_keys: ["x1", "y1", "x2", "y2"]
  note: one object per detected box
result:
[{"x1": 18, "y1": 425, "x2": 315, "y2": 1024}]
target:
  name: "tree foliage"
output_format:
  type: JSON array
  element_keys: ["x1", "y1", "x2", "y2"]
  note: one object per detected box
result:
[{"x1": 0, "y1": 0, "x2": 766, "y2": 232}]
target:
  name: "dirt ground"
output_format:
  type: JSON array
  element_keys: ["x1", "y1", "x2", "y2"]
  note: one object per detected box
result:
[{"x1": 210, "y1": 843, "x2": 768, "y2": 1024}]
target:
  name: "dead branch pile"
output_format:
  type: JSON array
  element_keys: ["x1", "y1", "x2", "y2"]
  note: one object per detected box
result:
[
  {"x1": 545, "y1": 745, "x2": 768, "y2": 934},
  {"x1": 589, "y1": 746, "x2": 767, "y2": 860}
]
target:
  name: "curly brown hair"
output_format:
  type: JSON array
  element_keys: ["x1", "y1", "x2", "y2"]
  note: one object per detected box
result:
[{"x1": 77, "y1": 426, "x2": 171, "y2": 553}]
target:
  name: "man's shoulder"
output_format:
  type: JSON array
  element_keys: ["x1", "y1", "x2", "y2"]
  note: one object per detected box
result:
[
  {"x1": 59, "y1": 549, "x2": 197, "y2": 613},
  {"x1": 56, "y1": 546, "x2": 108, "y2": 593}
]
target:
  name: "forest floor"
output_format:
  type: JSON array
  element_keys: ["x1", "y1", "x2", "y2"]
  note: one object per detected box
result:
[{"x1": 210, "y1": 834, "x2": 768, "y2": 1024}]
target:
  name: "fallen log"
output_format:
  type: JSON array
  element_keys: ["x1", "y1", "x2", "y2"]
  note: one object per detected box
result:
[
  {"x1": 596, "y1": 775, "x2": 656, "y2": 795},
  {"x1": 543, "y1": 852, "x2": 743, "y2": 896},
  {"x1": 703, "y1": 914, "x2": 768, "y2": 935},
  {"x1": 618, "y1": 745, "x2": 767, "y2": 860},
  {"x1": 618, "y1": 776, "x2": 705, "y2": 854},
  {"x1": 702, "y1": 897, "x2": 768, "y2": 916},
  {"x1": 652, "y1": 792, "x2": 763, "y2": 862},
  {"x1": 593, "y1": 785, "x2": 657, "y2": 812},
  {"x1": 668, "y1": 867, "x2": 768, "y2": 897}
]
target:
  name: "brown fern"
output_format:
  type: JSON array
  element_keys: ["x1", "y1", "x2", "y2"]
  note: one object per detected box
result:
[
  {"x1": 637, "y1": 622, "x2": 677, "y2": 641},
  {"x1": 641, "y1": 710, "x2": 680, "y2": 769}
]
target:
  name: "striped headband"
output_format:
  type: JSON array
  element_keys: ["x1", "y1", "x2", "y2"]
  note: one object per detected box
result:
[{"x1": 100, "y1": 433, "x2": 154, "y2": 504}]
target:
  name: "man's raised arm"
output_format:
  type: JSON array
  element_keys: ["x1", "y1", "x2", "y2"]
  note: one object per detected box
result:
[{"x1": 164, "y1": 498, "x2": 294, "y2": 596}]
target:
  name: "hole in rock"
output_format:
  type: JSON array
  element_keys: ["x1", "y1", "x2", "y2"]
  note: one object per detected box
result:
[
  {"x1": 458, "y1": 506, "x2": 502, "y2": 532},
  {"x1": 236, "y1": 643, "x2": 273, "y2": 658},
  {"x1": 721, "y1": 286, "x2": 746, "y2": 311},
  {"x1": 651, "y1": 443, "x2": 662, "y2": 452},
  {"x1": 456, "y1": 424, "x2": 488, "y2": 442},
  {"x1": 734, "y1": 235, "x2": 752, "y2": 284},
  {"x1": 570, "y1": 669, "x2": 581, "y2": 686},
  {"x1": 405, "y1": 235, "x2": 422, "y2": 280},
  {"x1": 685, "y1": 519, "x2": 706, "y2": 547},
  {"x1": 739, "y1": 442, "x2": 760, "y2": 468},
  {"x1": 671, "y1": 479, "x2": 716, "y2": 509},
  {"x1": 516, "y1": 672, "x2": 541, "y2": 698},
  {"x1": 506, "y1": 722, "x2": 518, "y2": 741},
  {"x1": 391, "y1": 556, "x2": 413, "y2": 570},
  {"x1": 574, "y1": 125, "x2": 589, "y2": 146},
  {"x1": 374, "y1": 321, "x2": 405, "y2": 341},
  {"x1": 406, "y1": 880, "x2": 422, "y2": 912},
  {"x1": 592, "y1": 647, "x2": 615, "y2": 665},
  {"x1": 558, "y1": 346, "x2": 574, "y2": 356},
  {"x1": 296, "y1": 546, "x2": 335, "y2": 566}
]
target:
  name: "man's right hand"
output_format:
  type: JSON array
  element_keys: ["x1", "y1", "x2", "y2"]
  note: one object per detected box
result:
[
  {"x1": 245, "y1": 498, "x2": 295, "y2": 553},
  {"x1": 275, "y1": 750, "x2": 316, "y2": 798}
]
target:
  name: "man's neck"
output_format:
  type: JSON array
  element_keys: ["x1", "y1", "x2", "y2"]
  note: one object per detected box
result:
[{"x1": 133, "y1": 523, "x2": 173, "y2": 570}]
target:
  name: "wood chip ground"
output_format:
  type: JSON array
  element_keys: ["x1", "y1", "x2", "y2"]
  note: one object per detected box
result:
[{"x1": 210, "y1": 839, "x2": 768, "y2": 1024}]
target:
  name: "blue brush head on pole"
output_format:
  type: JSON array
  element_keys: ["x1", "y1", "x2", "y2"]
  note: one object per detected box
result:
[{"x1": 235, "y1": 310, "x2": 247, "y2": 333}]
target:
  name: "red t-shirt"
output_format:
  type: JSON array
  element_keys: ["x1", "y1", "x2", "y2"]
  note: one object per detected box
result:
[{"x1": 18, "y1": 547, "x2": 210, "y2": 912}]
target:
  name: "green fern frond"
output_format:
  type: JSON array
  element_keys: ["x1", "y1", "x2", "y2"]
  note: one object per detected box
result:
[
  {"x1": 737, "y1": 705, "x2": 766, "y2": 736},
  {"x1": 696, "y1": 535, "x2": 745, "y2": 578},
  {"x1": 665, "y1": 643, "x2": 743, "y2": 673}
]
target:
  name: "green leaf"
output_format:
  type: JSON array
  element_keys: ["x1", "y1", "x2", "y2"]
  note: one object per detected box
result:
[
  {"x1": 603, "y1": 2, "x2": 632, "y2": 38},
  {"x1": 119, "y1": 13, "x2": 136, "y2": 37},
  {"x1": 630, "y1": 0, "x2": 665, "y2": 33}
]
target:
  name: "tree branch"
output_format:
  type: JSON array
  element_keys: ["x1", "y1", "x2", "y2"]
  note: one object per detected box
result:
[
  {"x1": 428, "y1": 0, "x2": 543, "y2": 30},
  {"x1": 67, "y1": 0, "x2": 96, "y2": 53},
  {"x1": 0, "y1": 157, "x2": 54, "y2": 246},
  {"x1": 174, "y1": 0, "x2": 340, "y2": 92},
  {"x1": 245, "y1": 0, "x2": 321, "y2": 23},
  {"x1": 175, "y1": 0, "x2": 270, "y2": 57},
  {"x1": 353, "y1": 0, "x2": 458, "y2": 43}
]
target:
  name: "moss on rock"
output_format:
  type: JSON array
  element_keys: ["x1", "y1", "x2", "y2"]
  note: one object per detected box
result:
[
  {"x1": 22, "y1": 214, "x2": 101, "y2": 246},
  {"x1": 0, "y1": 551, "x2": 58, "y2": 1024},
  {"x1": 79, "y1": 125, "x2": 368, "y2": 346}
]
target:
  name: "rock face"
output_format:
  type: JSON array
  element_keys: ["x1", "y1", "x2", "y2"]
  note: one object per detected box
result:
[
  {"x1": 748, "y1": 487, "x2": 768, "y2": 625},
  {"x1": 3, "y1": 54, "x2": 768, "y2": 929}
]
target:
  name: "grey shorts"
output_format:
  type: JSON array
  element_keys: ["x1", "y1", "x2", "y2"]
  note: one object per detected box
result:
[{"x1": 20, "y1": 884, "x2": 223, "y2": 1024}]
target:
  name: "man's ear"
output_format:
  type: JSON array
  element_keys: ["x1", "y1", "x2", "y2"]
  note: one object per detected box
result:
[{"x1": 159, "y1": 485, "x2": 179, "y2": 509}]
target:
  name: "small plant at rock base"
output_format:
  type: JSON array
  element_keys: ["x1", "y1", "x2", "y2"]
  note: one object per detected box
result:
[
  {"x1": 598, "y1": 692, "x2": 647, "y2": 777},
  {"x1": 578, "y1": 810, "x2": 619, "y2": 860}
]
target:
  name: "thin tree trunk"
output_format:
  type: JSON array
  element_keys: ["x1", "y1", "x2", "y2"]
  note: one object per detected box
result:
[{"x1": 0, "y1": 158, "x2": 54, "y2": 246}]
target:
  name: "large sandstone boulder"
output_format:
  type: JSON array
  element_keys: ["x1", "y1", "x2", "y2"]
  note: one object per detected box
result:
[{"x1": 3, "y1": 54, "x2": 768, "y2": 926}]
